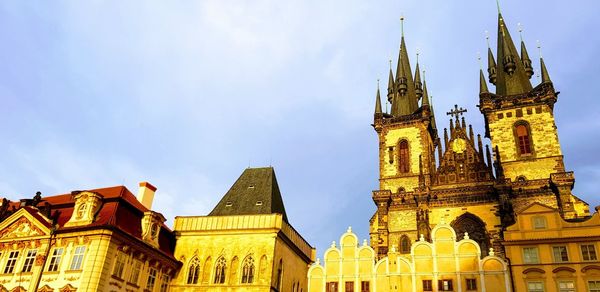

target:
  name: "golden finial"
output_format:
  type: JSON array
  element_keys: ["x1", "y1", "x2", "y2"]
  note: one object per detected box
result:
[
  {"x1": 518, "y1": 23, "x2": 524, "y2": 42},
  {"x1": 536, "y1": 40, "x2": 543, "y2": 58},
  {"x1": 400, "y1": 13, "x2": 405, "y2": 37},
  {"x1": 496, "y1": 0, "x2": 501, "y2": 14},
  {"x1": 477, "y1": 52, "x2": 483, "y2": 69},
  {"x1": 377, "y1": 78, "x2": 380, "y2": 88},
  {"x1": 389, "y1": 59, "x2": 392, "y2": 70},
  {"x1": 422, "y1": 69, "x2": 426, "y2": 81},
  {"x1": 485, "y1": 30, "x2": 490, "y2": 48},
  {"x1": 416, "y1": 47, "x2": 420, "y2": 63}
]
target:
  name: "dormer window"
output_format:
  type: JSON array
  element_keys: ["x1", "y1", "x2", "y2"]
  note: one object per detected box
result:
[
  {"x1": 65, "y1": 192, "x2": 103, "y2": 227},
  {"x1": 226, "y1": 201, "x2": 233, "y2": 207},
  {"x1": 141, "y1": 211, "x2": 166, "y2": 248},
  {"x1": 256, "y1": 201, "x2": 263, "y2": 206}
]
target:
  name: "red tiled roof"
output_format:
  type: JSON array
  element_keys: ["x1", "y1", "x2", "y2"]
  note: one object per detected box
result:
[{"x1": 10, "y1": 185, "x2": 176, "y2": 257}]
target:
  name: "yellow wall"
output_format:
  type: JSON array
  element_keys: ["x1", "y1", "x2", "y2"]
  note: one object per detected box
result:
[
  {"x1": 309, "y1": 222, "x2": 511, "y2": 292},
  {"x1": 171, "y1": 214, "x2": 314, "y2": 292},
  {"x1": 504, "y1": 203, "x2": 600, "y2": 292}
]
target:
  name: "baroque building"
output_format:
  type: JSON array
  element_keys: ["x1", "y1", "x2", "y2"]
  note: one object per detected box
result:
[
  {"x1": 308, "y1": 222, "x2": 510, "y2": 292},
  {"x1": 503, "y1": 203, "x2": 600, "y2": 292},
  {"x1": 170, "y1": 167, "x2": 315, "y2": 291},
  {"x1": 0, "y1": 182, "x2": 180, "y2": 292},
  {"x1": 369, "y1": 10, "x2": 590, "y2": 261}
]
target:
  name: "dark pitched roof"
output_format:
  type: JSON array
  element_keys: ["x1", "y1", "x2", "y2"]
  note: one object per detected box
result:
[{"x1": 209, "y1": 167, "x2": 288, "y2": 221}]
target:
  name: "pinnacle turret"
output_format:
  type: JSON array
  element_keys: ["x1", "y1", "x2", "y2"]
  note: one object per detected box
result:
[
  {"x1": 375, "y1": 83, "x2": 382, "y2": 114},
  {"x1": 540, "y1": 57, "x2": 552, "y2": 83},
  {"x1": 414, "y1": 62, "x2": 423, "y2": 100},
  {"x1": 480, "y1": 69, "x2": 489, "y2": 94},
  {"x1": 487, "y1": 47, "x2": 497, "y2": 84},
  {"x1": 521, "y1": 40, "x2": 534, "y2": 79},
  {"x1": 387, "y1": 66, "x2": 395, "y2": 102}
]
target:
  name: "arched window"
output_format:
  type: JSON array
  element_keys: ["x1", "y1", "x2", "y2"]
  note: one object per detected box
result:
[
  {"x1": 187, "y1": 257, "x2": 201, "y2": 284},
  {"x1": 515, "y1": 123, "x2": 532, "y2": 155},
  {"x1": 451, "y1": 213, "x2": 491, "y2": 257},
  {"x1": 275, "y1": 259, "x2": 283, "y2": 290},
  {"x1": 398, "y1": 140, "x2": 410, "y2": 173},
  {"x1": 241, "y1": 255, "x2": 255, "y2": 284},
  {"x1": 400, "y1": 235, "x2": 411, "y2": 254},
  {"x1": 213, "y1": 257, "x2": 226, "y2": 284}
]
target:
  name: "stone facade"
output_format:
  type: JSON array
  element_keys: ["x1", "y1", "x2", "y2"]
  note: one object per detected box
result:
[{"x1": 0, "y1": 184, "x2": 180, "y2": 292}]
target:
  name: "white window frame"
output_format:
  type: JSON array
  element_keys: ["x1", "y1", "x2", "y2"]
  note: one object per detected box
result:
[
  {"x1": 523, "y1": 246, "x2": 540, "y2": 264},
  {"x1": 527, "y1": 281, "x2": 544, "y2": 292},
  {"x1": 581, "y1": 244, "x2": 598, "y2": 261},
  {"x1": 552, "y1": 245, "x2": 569, "y2": 263},
  {"x1": 557, "y1": 280, "x2": 575, "y2": 292},
  {"x1": 21, "y1": 249, "x2": 37, "y2": 273},
  {"x1": 47, "y1": 248, "x2": 64, "y2": 272},
  {"x1": 69, "y1": 246, "x2": 86, "y2": 270},
  {"x1": 4, "y1": 251, "x2": 20, "y2": 274}
]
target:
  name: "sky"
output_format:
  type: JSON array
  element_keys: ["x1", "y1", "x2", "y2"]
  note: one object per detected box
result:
[{"x1": 1, "y1": 1, "x2": 600, "y2": 260}]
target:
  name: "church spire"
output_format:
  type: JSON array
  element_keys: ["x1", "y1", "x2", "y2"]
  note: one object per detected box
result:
[
  {"x1": 387, "y1": 60, "x2": 395, "y2": 102},
  {"x1": 375, "y1": 80, "x2": 382, "y2": 114},
  {"x1": 540, "y1": 57, "x2": 552, "y2": 83},
  {"x1": 487, "y1": 46, "x2": 497, "y2": 85},
  {"x1": 518, "y1": 24, "x2": 534, "y2": 79},
  {"x1": 495, "y1": 13, "x2": 533, "y2": 95},
  {"x1": 480, "y1": 69, "x2": 490, "y2": 94},
  {"x1": 414, "y1": 60, "x2": 423, "y2": 100},
  {"x1": 392, "y1": 15, "x2": 418, "y2": 116}
]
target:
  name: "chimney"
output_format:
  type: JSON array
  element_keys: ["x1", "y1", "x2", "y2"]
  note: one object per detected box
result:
[{"x1": 137, "y1": 182, "x2": 157, "y2": 210}]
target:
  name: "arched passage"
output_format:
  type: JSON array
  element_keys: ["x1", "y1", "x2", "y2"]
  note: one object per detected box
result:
[{"x1": 451, "y1": 213, "x2": 491, "y2": 256}]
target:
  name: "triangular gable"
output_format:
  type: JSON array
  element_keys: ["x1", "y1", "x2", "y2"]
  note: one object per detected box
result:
[
  {"x1": 0, "y1": 208, "x2": 51, "y2": 240},
  {"x1": 516, "y1": 202, "x2": 556, "y2": 214}
]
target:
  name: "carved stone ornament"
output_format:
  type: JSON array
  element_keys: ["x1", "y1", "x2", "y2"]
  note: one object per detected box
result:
[
  {"x1": 65, "y1": 191, "x2": 103, "y2": 227},
  {"x1": 141, "y1": 211, "x2": 166, "y2": 248},
  {"x1": 0, "y1": 217, "x2": 45, "y2": 239}
]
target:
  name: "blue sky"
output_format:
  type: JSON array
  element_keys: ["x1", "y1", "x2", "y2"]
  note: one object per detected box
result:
[{"x1": 1, "y1": 1, "x2": 600, "y2": 259}]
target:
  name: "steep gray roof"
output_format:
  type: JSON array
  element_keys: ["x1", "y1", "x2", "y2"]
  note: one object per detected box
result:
[{"x1": 208, "y1": 167, "x2": 288, "y2": 222}]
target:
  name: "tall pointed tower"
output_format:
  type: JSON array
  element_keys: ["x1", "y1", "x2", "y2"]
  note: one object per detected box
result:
[
  {"x1": 478, "y1": 13, "x2": 589, "y2": 219},
  {"x1": 370, "y1": 20, "x2": 441, "y2": 258}
]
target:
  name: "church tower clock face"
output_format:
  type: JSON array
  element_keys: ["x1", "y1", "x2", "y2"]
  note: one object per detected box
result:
[{"x1": 452, "y1": 138, "x2": 467, "y2": 153}]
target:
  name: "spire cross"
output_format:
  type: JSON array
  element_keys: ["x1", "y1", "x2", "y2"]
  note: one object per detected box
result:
[
  {"x1": 446, "y1": 104, "x2": 467, "y2": 119},
  {"x1": 477, "y1": 52, "x2": 482, "y2": 69},
  {"x1": 389, "y1": 59, "x2": 392, "y2": 70},
  {"x1": 536, "y1": 40, "x2": 543, "y2": 58},
  {"x1": 416, "y1": 47, "x2": 420, "y2": 63},
  {"x1": 485, "y1": 30, "x2": 490, "y2": 48}
]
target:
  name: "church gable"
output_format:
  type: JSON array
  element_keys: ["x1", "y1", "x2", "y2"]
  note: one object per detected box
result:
[
  {"x1": 516, "y1": 202, "x2": 556, "y2": 214},
  {"x1": 0, "y1": 208, "x2": 51, "y2": 240}
]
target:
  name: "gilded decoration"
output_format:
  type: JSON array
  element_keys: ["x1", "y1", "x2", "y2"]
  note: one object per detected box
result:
[
  {"x1": 64, "y1": 191, "x2": 103, "y2": 227},
  {"x1": 0, "y1": 217, "x2": 45, "y2": 239}
]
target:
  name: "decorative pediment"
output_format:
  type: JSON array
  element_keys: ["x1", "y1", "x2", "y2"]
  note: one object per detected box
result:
[
  {"x1": 517, "y1": 202, "x2": 556, "y2": 214},
  {"x1": 65, "y1": 191, "x2": 103, "y2": 227},
  {"x1": 141, "y1": 211, "x2": 166, "y2": 248},
  {"x1": 38, "y1": 285, "x2": 54, "y2": 292},
  {"x1": 434, "y1": 107, "x2": 494, "y2": 186},
  {"x1": 58, "y1": 284, "x2": 76, "y2": 292},
  {"x1": 0, "y1": 208, "x2": 51, "y2": 240}
]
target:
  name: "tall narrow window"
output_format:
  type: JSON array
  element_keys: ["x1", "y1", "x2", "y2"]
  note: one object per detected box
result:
[
  {"x1": 47, "y1": 248, "x2": 64, "y2": 272},
  {"x1": 523, "y1": 247, "x2": 540, "y2": 264},
  {"x1": 360, "y1": 281, "x2": 370, "y2": 292},
  {"x1": 400, "y1": 235, "x2": 411, "y2": 254},
  {"x1": 516, "y1": 124, "x2": 532, "y2": 155},
  {"x1": 241, "y1": 256, "x2": 255, "y2": 284},
  {"x1": 345, "y1": 281, "x2": 354, "y2": 292},
  {"x1": 4, "y1": 251, "x2": 19, "y2": 274},
  {"x1": 581, "y1": 244, "x2": 598, "y2": 261},
  {"x1": 112, "y1": 251, "x2": 127, "y2": 278},
  {"x1": 398, "y1": 140, "x2": 410, "y2": 173},
  {"x1": 213, "y1": 256, "x2": 226, "y2": 284},
  {"x1": 422, "y1": 280, "x2": 433, "y2": 291},
  {"x1": 326, "y1": 282, "x2": 339, "y2": 292},
  {"x1": 275, "y1": 259, "x2": 283, "y2": 290},
  {"x1": 69, "y1": 246, "x2": 86, "y2": 270},
  {"x1": 160, "y1": 274, "x2": 170, "y2": 292},
  {"x1": 187, "y1": 257, "x2": 201, "y2": 284},
  {"x1": 438, "y1": 279, "x2": 453, "y2": 291},
  {"x1": 147, "y1": 268, "x2": 157, "y2": 290},
  {"x1": 22, "y1": 250, "x2": 37, "y2": 273},
  {"x1": 130, "y1": 259, "x2": 143, "y2": 285},
  {"x1": 552, "y1": 246, "x2": 569, "y2": 262}
]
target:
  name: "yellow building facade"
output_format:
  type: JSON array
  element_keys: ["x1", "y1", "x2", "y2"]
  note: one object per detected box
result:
[
  {"x1": 503, "y1": 203, "x2": 600, "y2": 292},
  {"x1": 0, "y1": 183, "x2": 180, "y2": 292},
  {"x1": 308, "y1": 221, "x2": 510, "y2": 292},
  {"x1": 170, "y1": 167, "x2": 315, "y2": 291}
]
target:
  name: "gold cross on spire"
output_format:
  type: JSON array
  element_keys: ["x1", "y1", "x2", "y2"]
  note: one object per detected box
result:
[{"x1": 446, "y1": 104, "x2": 467, "y2": 119}]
